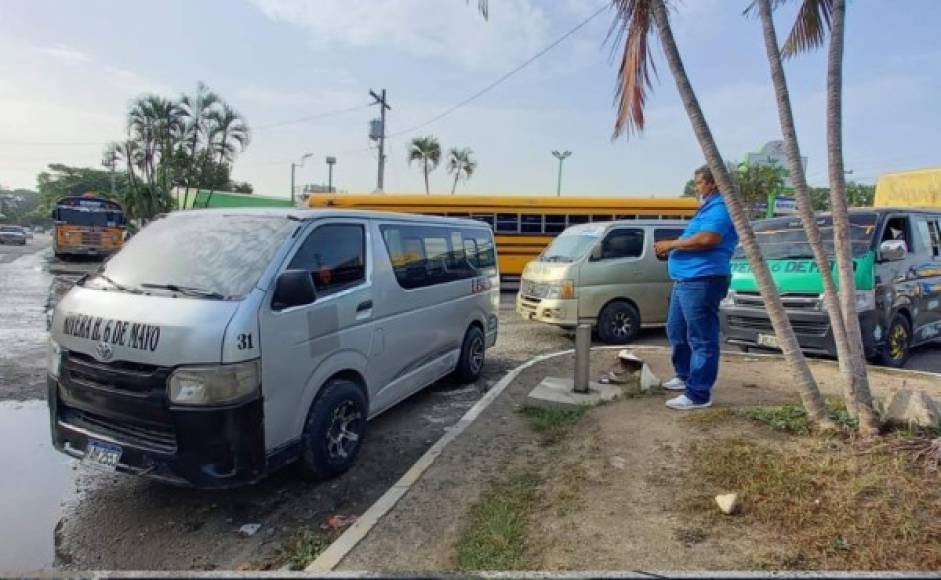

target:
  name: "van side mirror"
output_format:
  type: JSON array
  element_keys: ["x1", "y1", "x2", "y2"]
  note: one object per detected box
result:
[
  {"x1": 272, "y1": 269, "x2": 317, "y2": 310},
  {"x1": 879, "y1": 239, "x2": 907, "y2": 262},
  {"x1": 589, "y1": 245, "x2": 603, "y2": 261}
]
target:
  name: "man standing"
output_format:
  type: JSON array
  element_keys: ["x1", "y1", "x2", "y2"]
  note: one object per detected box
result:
[{"x1": 653, "y1": 165, "x2": 739, "y2": 410}]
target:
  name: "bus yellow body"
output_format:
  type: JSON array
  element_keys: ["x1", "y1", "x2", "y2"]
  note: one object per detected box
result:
[
  {"x1": 51, "y1": 194, "x2": 127, "y2": 259},
  {"x1": 307, "y1": 194, "x2": 698, "y2": 280}
]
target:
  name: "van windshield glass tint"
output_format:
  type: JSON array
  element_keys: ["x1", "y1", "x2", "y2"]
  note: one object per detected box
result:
[
  {"x1": 90, "y1": 214, "x2": 296, "y2": 298},
  {"x1": 540, "y1": 228, "x2": 603, "y2": 262},
  {"x1": 735, "y1": 213, "x2": 878, "y2": 260}
]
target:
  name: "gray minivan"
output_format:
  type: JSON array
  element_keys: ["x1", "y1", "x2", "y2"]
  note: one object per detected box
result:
[{"x1": 48, "y1": 209, "x2": 499, "y2": 488}]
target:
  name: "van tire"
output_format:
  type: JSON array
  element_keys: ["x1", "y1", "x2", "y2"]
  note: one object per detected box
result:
[
  {"x1": 597, "y1": 301, "x2": 640, "y2": 345},
  {"x1": 454, "y1": 325, "x2": 486, "y2": 383},
  {"x1": 877, "y1": 314, "x2": 911, "y2": 368},
  {"x1": 297, "y1": 379, "x2": 368, "y2": 480}
]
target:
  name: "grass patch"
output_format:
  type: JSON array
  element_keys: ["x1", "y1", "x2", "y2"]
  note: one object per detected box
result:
[
  {"x1": 681, "y1": 407, "x2": 733, "y2": 427},
  {"x1": 518, "y1": 405, "x2": 588, "y2": 445},
  {"x1": 278, "y1": 528, "x2": 336, "y2": 571},
  {"x1": 454, "y1": 472, "x2": 540, "y2": 571},
  {"x1": 685, "y1": 435, "x2": 941, "y2": 569},
  {"x1": 738, "y1": 402, "x2": 857, "y2": 435}
]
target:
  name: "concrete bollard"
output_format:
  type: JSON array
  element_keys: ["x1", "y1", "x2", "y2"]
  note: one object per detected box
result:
[{"x1": 574, "y1": 323, "x2": 591, "y2": 393}]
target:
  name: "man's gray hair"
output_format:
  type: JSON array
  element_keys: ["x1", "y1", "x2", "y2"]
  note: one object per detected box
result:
[{"x1": 694, "y1": 164, "x2": 715, "y2": 184}]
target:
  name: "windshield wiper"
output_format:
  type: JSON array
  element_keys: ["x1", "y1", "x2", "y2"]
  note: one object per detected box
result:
[
  {"x1": 542, "y1": 256, "x2": 571, "y2": 263},
  {"x1": 140, "y1": 283, "x2": 227, "y2": 300},
  {"x1": 95, "y1": 274, "x2": 141, "y2": 294}
]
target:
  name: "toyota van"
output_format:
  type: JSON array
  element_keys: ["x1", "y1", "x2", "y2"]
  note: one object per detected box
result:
[{"x1": 48, "y1": 209, "x2": 499, "y2": 488}]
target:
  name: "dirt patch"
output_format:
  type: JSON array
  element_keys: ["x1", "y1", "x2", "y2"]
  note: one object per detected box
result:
[{"x1": 339, "y1": 349, "x2": 941, "y2": 572}]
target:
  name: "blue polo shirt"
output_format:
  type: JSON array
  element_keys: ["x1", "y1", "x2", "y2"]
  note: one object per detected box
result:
[{"x1": 668, "y1": 193, "x2": 739, "y2": 280}]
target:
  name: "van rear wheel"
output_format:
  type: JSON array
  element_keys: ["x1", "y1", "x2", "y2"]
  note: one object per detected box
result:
[
  {"x1": 877, "y1": 314, "x2": 911, "y2": 368},
  {"x1": 454, "y1": 325, "x2": 486, "y2": 383},
  {"x1": 597, "y1": 301, "x2": 640, "y2": 345},
  {"x1": 297, "y1": 379, "x2": 367, "y2": 480}
]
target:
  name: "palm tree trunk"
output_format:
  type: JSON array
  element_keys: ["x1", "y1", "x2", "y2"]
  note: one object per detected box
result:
[
  {"x1": 451, "y1": 171, "x2": 460, "y2": 195},
  {"x1": 649, "y1": 0, "x2": 833, "y2": 427},
  {"x1": 826, "y1": 0, "x2": 878, "y2": 434},
  {"x1": 424, "y1": 160, "x2": 430, "y2": 194},
  {"x1": 757, "y1": 0, "x2": 860, "y2": 417}
]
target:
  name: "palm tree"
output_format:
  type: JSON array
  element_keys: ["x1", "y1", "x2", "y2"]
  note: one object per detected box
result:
[
  {"x1": 203, "y1": 104, "x2": 251, "y2": 207},
  {"x1": 407, "y1": 136, "x2": 442, "y2": 194},
  {"x1": 447, "y1": 147, "x2": 477, "y2": 194},
  {"x1": 767, "y1": 0, "x2": 878, "y2": 433},
  {"x1": 178, "y1": 82, "x2": 221, "y2": 208},
  {"x1": 609, "y1": 0, "x2": 833, "y2": 427}
]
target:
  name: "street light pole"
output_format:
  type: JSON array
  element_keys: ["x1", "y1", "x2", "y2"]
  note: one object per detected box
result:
[
  {"x1": 552, "y1": 150, "x2": 571, "y2": 196},
  {"x1": 326, "y1": 156, "x2": 336, "y2": 193},
  {"x1": 291, "y1": 153, "x2": 313, "y2": 205}
]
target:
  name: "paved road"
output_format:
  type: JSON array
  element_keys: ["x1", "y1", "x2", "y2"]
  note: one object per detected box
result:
[{"x1": 1, "y1": 241, "x2": 937, "y2": 571}]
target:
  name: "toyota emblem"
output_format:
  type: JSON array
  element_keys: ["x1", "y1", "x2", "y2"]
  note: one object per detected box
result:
[{"x1": 95, "y1": 341, "x2": 114, "y2": 362}]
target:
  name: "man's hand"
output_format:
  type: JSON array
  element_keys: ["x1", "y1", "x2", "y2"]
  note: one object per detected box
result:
[{"x1": 654, "y1": 240, "x2": 674, "y2": 259}]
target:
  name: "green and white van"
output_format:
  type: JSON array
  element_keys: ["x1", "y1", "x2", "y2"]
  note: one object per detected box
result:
[{"x1": 720, "y1": 208, "x2": 941, "y2": 367}]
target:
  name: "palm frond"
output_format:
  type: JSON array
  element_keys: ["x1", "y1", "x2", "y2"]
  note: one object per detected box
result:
[
  {"x1": 469, "y1": 0, "x2": 488, "y2": 20},
  {"x1": 781, "y1": 0, "x2": 833, "y2": 58},
  {"x1": 742, "y1": 0, "x2": 787, "y2": 17},
  {"x1": 608, "y1": 0, "x2": 657, "y2": 138}
]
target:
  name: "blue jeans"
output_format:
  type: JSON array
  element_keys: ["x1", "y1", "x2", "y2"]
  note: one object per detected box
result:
[{"x1": 666, "y1": 277, "x2": 730, "y2": 404}]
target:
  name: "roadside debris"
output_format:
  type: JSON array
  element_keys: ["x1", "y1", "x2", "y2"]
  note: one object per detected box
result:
[
  {"x1": 320, "y1": 514, "x2": 358, "y2": 531},
  {"x1": 715, "y1": 493, "x2": 740, "y2": 515},
  {"x1": 598, "y1": 350, "x2": 660, "y2": 393},
  {"x1": 238, "y1": 523, "x2": 262, "y2": 537},
  {"x1": 608, "y1": 456, "x2": 627, "y2": 470}
]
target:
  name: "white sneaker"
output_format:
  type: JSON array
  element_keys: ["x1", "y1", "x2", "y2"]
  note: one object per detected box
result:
[
  {"x1": 662, "y1": 377, "x2": 686, "y2": 391},
  {"x1": 666, "y1": 394, "x2": 713, "y2": 410}
]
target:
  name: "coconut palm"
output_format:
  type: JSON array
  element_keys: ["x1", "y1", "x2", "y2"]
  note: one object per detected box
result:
[
  {"x1": 758, "y1": 0, "x2": 878, "y2": 434},
  {"x1": 609, "y1": 0, "x2": 833, "y2": 426},
  {"x1": 407, "y1": 136, "x2": 442, "y2": 195},
  {"x1": 178, "y1": 82, "x2": 221, "y2": 207},
  {"x1": 447, "y1": 147, "x2": 477, "y2": 194},
  {"x1": 203, "y1": 104, "x2": 251, "y2": 207}
]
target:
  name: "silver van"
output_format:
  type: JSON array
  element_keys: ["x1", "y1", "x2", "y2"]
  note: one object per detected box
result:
[
  {"x1": 516, "y1": 220, "x2": 687, "y2": 344},
  {"x1": 48, "y1": 209, "x2": 499, "y2": 488}
]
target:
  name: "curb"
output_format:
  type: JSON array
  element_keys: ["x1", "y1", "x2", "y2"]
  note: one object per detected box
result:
[{"x1": 306, "y1": 346, "x2": 627, "y2": 572}]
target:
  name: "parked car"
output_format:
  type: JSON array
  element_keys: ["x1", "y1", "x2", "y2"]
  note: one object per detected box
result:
[
  {"x1": 721, "y1": 208, "x2": 941, "y2": 367},
  {"x1": 48, "y1": 208, "x2": 499, "y2": 488},
  {"x1": 517, "y1": 220, "x2": 688, "y2": 344},
  {"x1": 0, "y1": 225, "x2": 28, "y2": 245}
]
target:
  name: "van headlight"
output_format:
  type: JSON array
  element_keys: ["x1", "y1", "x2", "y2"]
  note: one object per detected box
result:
[
  {"x1": 855, "y1": 290, "x2": 875, "y2": 312},
  {"x1": 168, "y1": 360, "x2": 260, "y2": 405},
  {"x1": 546, "y1": 280, "x2": 575, "y2": 300},
  {"x1": 48, "y1": 339, "x2": 62, "y2": 379}
]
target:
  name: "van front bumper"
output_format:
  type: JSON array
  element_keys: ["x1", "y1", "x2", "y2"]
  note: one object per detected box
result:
[
  {"x1": 516, "y1": 293, "x2": 579, "y2": 327},
  {"x1": 48, "y1": 376, "x2": 267, "y2": 489},
  {"x1": 720, "y1": 304, "x2": 881, "y2": 359}
]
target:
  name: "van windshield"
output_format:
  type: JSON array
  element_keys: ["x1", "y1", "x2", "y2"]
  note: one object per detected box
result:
[
  {"x1": 735, "y1": 213, "x2": 878, "y2": 260},
  {"x1": 539, "y1": 226, "x2": 604, "y2": 262},
  {"x1": 86, "y1": 213, "x2": 297, "y2": 299}
]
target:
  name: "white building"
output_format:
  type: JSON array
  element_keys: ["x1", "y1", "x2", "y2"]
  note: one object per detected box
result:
[{"x1": 745, "y1": 140, "x2": 807, "y2": 188}]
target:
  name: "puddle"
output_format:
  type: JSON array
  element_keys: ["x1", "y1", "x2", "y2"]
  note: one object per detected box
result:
[{"x1": 0, "y1": 400, "x2": 78, "y2": 571}]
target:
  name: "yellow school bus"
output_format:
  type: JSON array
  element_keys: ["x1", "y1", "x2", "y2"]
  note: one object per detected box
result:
[
  {"x1": 52, "y1": 193, "x2": 127, "y2": 259},
  {"x1": 307, "y1": 194, "x2": 698, "y2": 280}
]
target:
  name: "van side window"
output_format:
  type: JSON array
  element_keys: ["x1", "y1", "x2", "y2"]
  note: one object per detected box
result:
[
  {"x1": 288, "y1": 224, "x2": 366, "y2": 296},
  {"x1": 654, "y1": 228, "x2": 685, "y2": 261},
  {"x1": 600, "y1": 229, "x2": 644, "y2": 260},
  {"x1": 881, "y1": 216, "x2": 912, "y2": 251},
  {"x1": 916, "y1": 218, "x2": 941, "y2": 257},
  {"x1": 381, "y1": 225, "x2": 494, "y2": 289}
]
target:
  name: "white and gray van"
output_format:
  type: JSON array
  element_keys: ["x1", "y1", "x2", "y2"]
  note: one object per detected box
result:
[{"x1": 48, "y1": 209, "x2": 499, "y2": 488}]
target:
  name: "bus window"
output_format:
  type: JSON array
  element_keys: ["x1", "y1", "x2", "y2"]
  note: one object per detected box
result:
[
  {"x1": 567, "y1": 215, "x2": 589, "y2": 226},
  {"x1": 520, "y1": 214, "x2": 542, "y2": 233},
  {"x1": 591, "y1": 215, "x2": 613, "y2": 223},
  {"x1": 544, "y1": 215, "x2": 566, "y2": 233},
  {"x1": 616, "y1": 215, "x2": 637, "y2": 220},
  {"x1": 471, "y1": 214, "x2": 495, "y2": 228},
  {"x1": 447, "y1": 213, "x2": 469, "y2": 218},
  {"x1": 496, "y1": 214, "x2": 519, "y2": 233}
]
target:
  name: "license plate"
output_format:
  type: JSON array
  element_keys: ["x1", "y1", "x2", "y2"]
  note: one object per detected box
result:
[
  {"x1": 83, "y1": 441, "x2": 122, "y2": 472},
  {"x1": 757, "y1": 333, "x2": 779, "y2": 349}
]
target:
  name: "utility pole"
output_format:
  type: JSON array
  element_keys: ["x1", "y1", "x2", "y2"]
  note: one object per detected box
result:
[
  {"x1": 102, "y1": 147, "x2": 118, "y2": 195},
  {"x1": 291, "y1": 153, "x2": 312, "y2": 206},
  {"x1": 326, "y1": 156, "x2": 336, "y2": 193},
  {"x1": 369, "y1": 89, "x2": 390, "y2": 192},
  {"x1": 552, "y1": 150, "x2": 571, "y2": 196}
]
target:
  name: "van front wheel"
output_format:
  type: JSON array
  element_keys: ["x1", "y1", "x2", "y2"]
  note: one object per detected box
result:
[
  {"x1": 597, "y1": 301, "x2": 640, "y2": 344},
  {"x1": 454, "y1": 326, "x2": 486, "y2": 383},
  {"x1": 297, "y1": 379, "x2": 368, "y2": 480},
  {"x1": 877, "y1": 314, "x2": 911, "y2": 368}
]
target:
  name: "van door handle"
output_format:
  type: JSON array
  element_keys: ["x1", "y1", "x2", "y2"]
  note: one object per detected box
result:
[{"x1": 356, "y1": 300, "x2": 373, "y2": 313}]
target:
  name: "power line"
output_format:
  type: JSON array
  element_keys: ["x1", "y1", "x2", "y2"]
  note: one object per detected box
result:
[
  {"x1": 253, "y1": 102, "x2": 373, "y2": 131},
  {"x1": 385, "y1": 3, "x2": 609, "y2": 140}
]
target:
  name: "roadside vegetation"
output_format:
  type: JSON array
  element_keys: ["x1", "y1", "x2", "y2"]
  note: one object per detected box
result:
[
  {"x1": 278, "y1": 528, "x2": 338, "y2": 571},
  {"x1": 517, "y1": 405, "x2": 588, "y2": 445}
]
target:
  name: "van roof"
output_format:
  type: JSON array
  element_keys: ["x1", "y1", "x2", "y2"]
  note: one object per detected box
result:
[{"x1": 169, "y1": 207, "x2": 488, "y2": 228}]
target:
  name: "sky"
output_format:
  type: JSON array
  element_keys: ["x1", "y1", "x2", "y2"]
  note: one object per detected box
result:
[{"x1": 0, "y1": 0, "x2": 938, "y2": 199}]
